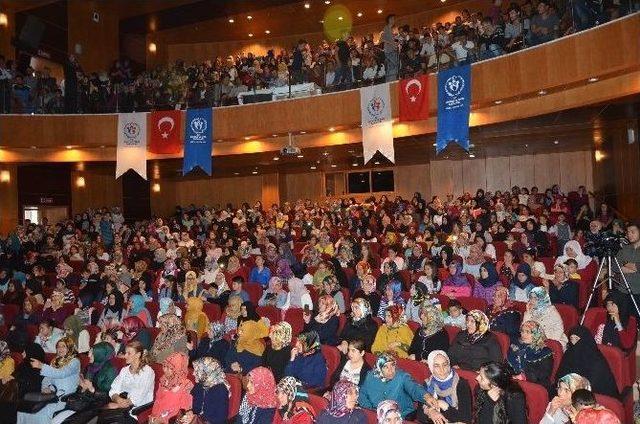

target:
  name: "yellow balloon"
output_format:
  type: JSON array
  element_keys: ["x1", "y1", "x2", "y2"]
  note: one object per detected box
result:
[{"x1": 323, "y1": 4, "x2": 353, "y2": 41}]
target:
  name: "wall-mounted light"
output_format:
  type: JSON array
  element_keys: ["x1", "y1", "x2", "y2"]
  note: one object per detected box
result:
[
  {"x1": 76, "y1": 176, "x2": 86, "y2": 188},
  {"x1": 0, "y1": 13, "x2": 8, "y2": 27},
  {"x1": 152, "y1": 182, "x2": 161, "y2": 193},
  {"x1": 0, "y1": 170, "x2": 10, "y2": 183},
  {"x1": 148, "y1": 42, "x2": 157, "y2": 53},
  {"x1": 595, "y1": 149, "x2": 606, "y2": 162}
]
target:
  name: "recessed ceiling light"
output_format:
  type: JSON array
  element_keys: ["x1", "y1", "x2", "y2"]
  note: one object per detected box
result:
[
  {"x1": 234, "y1": 172, "x2": 240, "y2": 175},
  {"x1": 310, "y1": 166, "x2": 317, "y2": 170},
  {"x1": 304, "y1": 3, "x2": 310, "y2": 9},
  {"x1": 524, "y1": 144, "x2": 529, "y2": 148},
  {"x1": 374, "y1": 161, "x2": 380, "y2": 165},
  {"x1": 265, "y1": 30, "x2": 270, "y2": 34},
  {"x1": 328, "y1": 127, "x2": 335, "y2": 132},
  {"x1": 432, "y1": 143, "x2": 437, "y2": 146},
  {"x1": 357, "y1": 12, "x2": 363, "y2": 17},
  {"x1": 228, "y1": 18, "x2": 234, "y2": 23},
  {"x1": 494, "y1": 100, "x2": 502, "y2": 105},
  {"x1": 273, "y1": 157, "x2": 279, "y2": 161},
  {"x1": 319, "y1": 20, "x2": 324, "y2": 24},
  {"x1": 248, "y1": 33, "x2": 253, "y2": 37},
  {"x1": 244, "y1": 136, "x2": 251, "y2": 140},
  {"x1": 252, "y1": 171, "x2": 258, "y2": 174},
  {"x1": 352, "y1": 163, "x2": 358, "y2": 167},
  {"x1": 538, "y1": 89, "x2": 547, "y2": 95},
  {"x1": 30, "y1": 145, "x2": 37, "y2": 149},
  {"x1": 323, "y1": 151, "x2": 329, "y2": 156},
  {"x1": 247, "y1": 15, "x2": 252, "y2": 20},
  {"x1": 297, "y1": 154, "x2": 304, "y2": 158},
  {"x1": 325, "y1": 0, "x2": 331, "y2": 4},
  {"x1": 377, "y1": 9, "x2": 383, "y2": 14},
  {"x1": 441, "y1": 0, "x2": 446, "y2": 3},
  {"x1": 100, "y1": 145, "x2": 105, "y2": 149},
  {"x1": 272, "y1": 134, "x2": 278, "y2": 137},
  {"x1": 331, "y1": 164, "x2": 337, "y2": 168},
  {"x1": 338, "y1": 16, "x2": 343, "y2": 20},
  {"x1": 300, "y1": 131, "x2": 306, "y2": 134},
  {"x1": 469, "y1": 153, "x2": 476, "y2": 158},
  {"x1": 554, "y1": 140, "x2": 559, "y2": 145},
  {"x1": 65, "y1": 145, "x2": 72, "y2": 149},
  {"x1": 588, "y1": 77, "x2": 598, "y2": 82}
]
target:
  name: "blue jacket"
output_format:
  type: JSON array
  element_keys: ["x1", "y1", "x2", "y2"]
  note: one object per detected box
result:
[
  {"x1": 359, "y1": 369, "x2": 426, "y2": 418},
  {"x1": 284, "y1": 351, "x2": 327, "y2": 389},
  {"x1": 192, "y1": 383, "x2": 229, "y2": 424},
  {"x1": 249, "y1": 267, "x2": 272, "y2": 288}
]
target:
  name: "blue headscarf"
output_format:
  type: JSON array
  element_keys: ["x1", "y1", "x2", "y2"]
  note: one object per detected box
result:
[
  {"x1": 129, "y1": 294, "x2": 146, "y2": 315},
  {"x1": 511, "y1": 263, "x2": 533, "y2": 289},
  {"x1": 478, "y1": 262, "x2": 500, "y2": 288},
  {"x1": 529, "y1": 286, "x2": 551, "y2": 313},
  {"x1": 424, "y1": 350, "x2": 460, "y2": 408},
  {"x1": 374, "y1": 352, "x2": 397, "y2": 382}
]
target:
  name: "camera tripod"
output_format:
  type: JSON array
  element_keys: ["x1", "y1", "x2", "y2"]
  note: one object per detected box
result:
[{"x1": 580, "y1": 254, "x2": 640, "y2": 324}]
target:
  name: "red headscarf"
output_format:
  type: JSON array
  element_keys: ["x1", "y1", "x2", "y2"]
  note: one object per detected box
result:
[
  {"x1": 247, "y1": 366, "x2": 278, "y2": 408},
  {"x1": 160, "y1": 352, "x2": 194, "y2": 392},
  {"x1": 387, "y1": 304, "x2": 404, "y2": 324}
]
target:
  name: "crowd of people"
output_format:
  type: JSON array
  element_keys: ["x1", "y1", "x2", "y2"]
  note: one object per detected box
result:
[
  {"x1": 0, "y1": 183, "x2": 637, "y2": 424},
  {"x1": 0, "y1": 0, "x2": 632, "y2": 114}
]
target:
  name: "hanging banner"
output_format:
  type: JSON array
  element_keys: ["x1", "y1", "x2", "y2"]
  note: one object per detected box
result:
[
  {"x1": 183, "y1": 108, "x2": 213, "y2": 176},
  {"x1": 399, "y1": 74, "x2": 429, "y2": 122},
  {"x1": 149, "y1": 110, "x2": 183, "y2": 154},
  {"x1": 436, "y1": 65, "x2": 471, "y2": 154},
  {"x1": 360, "y1": 82, "x2": 394, "y2": 163},
  {"x1": 116, "y1": 112, "x2": 147, "y2": 179}
]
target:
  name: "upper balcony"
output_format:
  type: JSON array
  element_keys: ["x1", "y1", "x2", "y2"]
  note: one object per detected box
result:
[{"x1": 0, "y1": 13, "x2": 638, "y2": 163}]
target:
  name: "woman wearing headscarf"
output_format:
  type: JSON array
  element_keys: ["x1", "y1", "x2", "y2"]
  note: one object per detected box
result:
[
  {"x1": 150, "y1": 313, "x2": 188, "y2": 363},
  {"x1": 97, "y1": 290, "x2": 124, "y2": 330},
  {"x1": 556, "y1": 325, "x2": 618, "y2": 398},
  {"x1": 338, "y1": 298, "x2": 378, "y2": 353},
  {"x1": 473, "y1": 262, "x2": 502, "y2": 304},
  {"x1": 555, "y1": 240, "x2": 592, "y2": 270},
  {"x1": 353, "y1": 274, "x2": 381, "y2": 317},
  {"x1": 284, "y1": 330, "x2": 327, "y2": 389},
  {"x1": 225, "y1": 316, "x2": 269, "y2": 374},
  {"x1": 191, "y1": 357, "x2": 229, "y2": 424},
  {"x1": 156, "y1": 297, "x2": 182, "y2": 324},
  {"x1": 507, "y1": 320, "x2": 553, "y2": 392},
  {"x1": 417, "y1": 350, "x2": 473, "y2": 424},
  {"x1": 63, "y1": 315, "x2": 90, "y2": 354},
  {"x1": 508, "y1": 263, "x2": 536, "y2": 302},
  {"x1": 544, "y1": 264, "x2": 579, "y2": 309},
  {"x1": 448, "y1": 310, "x2": 502, "y2": 371},
  {"x1": 185, "y1": 297, "x2": 210, "y2": 338},
  {"x1": 303, "y1": 294, "x2": 340, "y2": 346},
  {"x1": 317, "y1": 379, "x2": 366, "y2": 423},
  {"x1": 41, "y1": 289, "x2": 71, "y2": 325},
  {"x1": 376, "y1": 280, "x2": 405, "y2": 320},
  {"x1": 17, "y1": 337, "x2": 81, "y2": 424},
  {"x1": 189, "y1": 321, "x2": 230, "y2": 363},
  {"x1": 181, "y1": 270, "x2": 205, "y2": 301},
  {"x1": 350, "y1": 261, "x2": 372, "y2": 294},
  {"x1": 404, "y1": 282, "x2": 430, "y2": 323},
  {"x1": 408, "y1": 303, "x2": 449, "y2": 362},
  {"x1": 440, "y1": 260, "x2": 472, "y2": 298},
  {"x1": 523, "y1": 286, "x2": 568, "y2": 348},
  {"x1": 274, "y1": 376, "x2": 316, "y2": 423},
  {"x1": 9, "y1": 297, "x2": 40, "y2": 350},
  {"x1": 321, "y1": 275, "x2": 346, "y2": 313},
  {"x1": 258, "y1": 277, "x2": 289, "y2": 309},
  {"x1": 224, "y1": 294, "x2": 244, "y2": 333},
  {"x1": 376, "y1": 261, "x2": 401, "y2": 293},
  {"x1": 0, "y1": 340, "x2": 14, "y2": 384},
  {"x1": 371, "y1": 304, "x2": 414, "y2": 359},
  {"x1": 148, "y1": 352, "x2": 193, "y2": 424},
  {"x1": 236, "y1": 366, "x2": 277, "y2": 423},
  {"x1": 287, "y1": 277, "x2": 313, "y2": 311},
  {"x1": 125, "y1": 293, "x2": 153, "y2": 327},
  {"x1": 359, "y1": 353, "x2": 429, "y2": 418},
  {"x1": 263, "y1": 322, "x2": 293, "y2": 381},
  {"x1": 487, "y1": 286, "x2": 522, "y2": 343},
  {"x1": 0, "y1": 342, "x2": 45, "y2": 423},
  {"x1": 540, "y1": 373, "x2": 591, "y2": 424},
  {"x1": 376, "y1": 399, "x2": 401, "y2": 423},
  {"x1": 593, "y1": 291, "x2": 637, "y2": 351}
]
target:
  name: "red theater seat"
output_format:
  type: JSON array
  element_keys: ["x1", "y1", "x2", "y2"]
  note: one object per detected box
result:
[
  {"x1": 308, "y1": 394, "x2": 328, "y2": 414},
  {"x1": 598, "y1": 344, "x2": 630, "y2": 392},
  {"x1": 227, "y1": 373, "x2": 242, "y2": 419},
  {"x1": 244, "y1": 282, "x2": 263, "y2": 305},
  {"x1": 444, "y1": 325, "x2": 461, "y2": 343},
  {"x1": 553, "y1": 303, "x2": 578, "y2": 334},
  {"x1": 544, "y1": 339, "x2": 564, "y2": 380},
  {"x1": 284, "y1": 308, "x2": 306, "y2": 336},
  {"x1": 458, "y1": 296, "x2": 487, "y2": 313},
  {"x1": 396, "y1": 358, "x2": 430, "y2": 383},
  {"x1": 493, "y1": 331, "x2": 510, "y2": 358},
  {"x1": 517, "y1": 380, "x2": 549, "y2": 424},
  {"x1": 203, "y1": 302, "x2": 221, "y2": 321},
  {"x1": 256, "y1": 305, "x2": 282, "y2": 324},
  {"x1": 594, "y1": 394, "x2": 626, "y2": 423},
  {"x1": 320, "y1": 345, "x2": 341, "y2": 388}
]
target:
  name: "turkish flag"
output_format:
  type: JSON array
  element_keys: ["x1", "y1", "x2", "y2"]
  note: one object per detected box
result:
[
  {"x1": 399, "y1": 75, "x2": 429, "y2": 122},
  {"x1": 149, "y1": 110, "x2": 183, "y2": 154}
]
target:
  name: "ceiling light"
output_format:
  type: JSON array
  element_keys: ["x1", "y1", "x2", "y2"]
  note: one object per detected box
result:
[
  {"x1": 100, "y1": 145, "x2": 105, "y2": 149},
  {"x1": 228, "y1": 18, "x2": 234, "y2": 23},
  {"x1": 338, "y1": 16, "x2": 343, "y2": 20},
  {"x1": 252, "y1": 171, "x2": 258, "y2": 174},
  {"x1": 304, "y1": 3, "x2": 310, "y2": 9},
  {"x1": 432, "y1": 143, "x2": 437, "y2": 146},
  {"x1": 352, "y1": 163, "x2": 358, "y2": 167},
  {"x1": 524, "y1": 144, "x2": 529, "y2": 148},
  {"x1": 265, "y1": 30, "x2": 271, "y2": 34},
  {"x1": 300, "y1": 131, "x2": 306, "y2": 134},
  {"x1": 588, "y1": 77, "x2": 598, "y2": 83},
  {"x1": 234, "y1": 172, "x2": 240, "y2": 175},
  {"x1": 76, "y1": 176, "x2": 86, "y2": 188},
  {"x1": 244, "y1": 136, "x2": 251, "y2": 140},
  {"x1": 30, "y1": 145, "x2": 37, "y2": 149},
  {"x1": 273, "y1": 157, "x2": 279, "y2": 161},
  {"x1": 152, "y1": 183, "x2": 161, "y2": 193},
  {"x1": 323, "y1": 151, "x2": 329, "y2": 156},
  {"x1": 297, "y1": 154, "x2": 304, "y2": 158},
  {"x1": 272, "y1": 134, "x2": 278, "y2": 137},
  {"x1": 494, "y1": 100, "x2": 502, "y2": 105},
  {"x1": 0, "y1": 170, "x2": 10, "y2": 183},
  {"x1": 377, "y1": 9, "x2": 383, "y2": 14},
  {"x1": 357, "y1": 12, "x2": 363, "y2": 17},
  {"x1": 374, "y1": 161, "x2": 380, "y2": 165},
  {"x1": 310, "y1": 166, "x2": 317, "y2": 170},
  {"x1": 331, "y1": 164, "x2": 337, "y2": 168},
  {"x1": 469, "y1": 153, "x2": 476, "y2": 158},
  {"x1": 554, "y1": 140, "x2": 559, "y2": 145},
  {"x1": 328, "y1": 127, "x2": 335, "y2": 132},
  {"x1": 247, "y1": 15, "x2": 253, "y2": 20},
  {"x1": 538, "y1": 89, "x2": 547, "y2": 95},
  {"x1": 325, "y1": 0, "x2": 331, "y2": 4},
  {"x1": 248, "y1": 33, "x2": 253, "y2": 37},
  {"x1": 65, "y1": 145, "x2": 72, "y2": 149},
  {"x1": 319, "y1": 20, "x2": 324, "y2": 24},
  {"x1": 441, "y1": 0, "x2": 446, "y2": 2},
  {"x1": 148, "y1": 42, "x2": 157, "y2": 53}
]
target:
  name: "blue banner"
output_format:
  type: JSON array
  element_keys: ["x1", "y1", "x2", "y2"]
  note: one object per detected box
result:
[
  {"x1": 436, "y1": 65, "x2": 471, "y2": 154},
  {"x1": 183, "y1": 108, "x2": 213, "y2": 176}
]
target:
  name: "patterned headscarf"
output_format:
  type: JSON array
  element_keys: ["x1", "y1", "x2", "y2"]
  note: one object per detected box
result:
[
  {"x1": 208, "y1": 321, "x2": 226, "y2": 342},
  {"x1": 193, "y1": 357, "x2": 230, "y2": 392},
  {"x1": 356, "y1": 261, "x2": 371, "y2": 277},
  {"x1": 361, "y1": 274, "x2": 377, "y2": 294},
  {"x1": 160, "y1": 352, "x2": 194, "y2": 393},
  {"x1": 420, "y1": 303, "x2": 445, "y2": 337},
  {"x1": 226, "y1": 294, "x2": 243, "y2": 320},
  {"x1": 316, "y1": 295, "x2": 340, "y2": 324},
  {"x1": 521, "y1": 320, "x2": 547, "y2": 350},
  {"x1": 159, "y1": 297, "x2": 174, "y2": 315},
  {"x1": 327, "y1": 379, "x2": 358, "y2": 418},
  {"x1": 529, "y1": 286, "x2": 552, "y2": 317},
  {"x1": 297, "y1": 331, "x2": 321, "y2": 356},
  {"x1": 558, "y1": 373, "x2": 592, "y2": 392},
  {"x1": 276, "y1": 259, "x2": 294, "y2": 280},
  {"x1": 374, "y1": 352, "x2": 397, "y2": 382},
  {"x1": 376, "y1": 399, "x2": 401, "y2": 422},
  {"x1": 351, "y1": 298, "x2": 371, "y2": 322},
  {"x1": 385, "y1": 304, "x2": 405, "y2": 328},
  {"x1": 270, "y1": 322, "x2": 293, "y2": 350},
  {"x1": 466, "y1": 309, "x2": 490, "y2": 343},
  {"x1": 425, "y1": 350, "x2": 459, "y2": 408},
  {"x1": 152, "y1": 313, "x2": 187, "y2": 358},
  {"x1": 490, "y1": 286, "x2": 513, "y2": 314},
  {"x1": 277, "y1": 376, "x2": 312, "y2": 419},
  {"x1": 51, "y1": 336, "x2": 77, "y2": 369},
  {"x1": 0, "y1": 340, "x2": 10, "y2": 362},
  {"x1": 246, "y1": 367, "x2": 278, "y2": 408}
]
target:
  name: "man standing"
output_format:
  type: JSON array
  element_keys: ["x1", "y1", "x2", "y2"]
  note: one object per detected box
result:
[
  {"x1": 63, "y1": 54, "x2": 80, "y2": 113},
  {"x1": 333, "y1": 32, "x2": 352, "y2": 88},
  {"x1": 382, "y1": 14, "x2": 399, "y2": 82},
  {"x1": 291, "y1": 39, "x2": 306, "y2": 84},
  {"x1": 616, "y1": 223, "x2": 640, "y2": 316},
  {"x1": 529, "y1": 0, "x2": 559, "y2": 45}
]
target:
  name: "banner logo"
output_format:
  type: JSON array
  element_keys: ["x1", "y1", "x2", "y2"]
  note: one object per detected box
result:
[
  {"x1": 405, "y1": 79, "x2": 423, "y2": 102},
  {"x1": 444, "y1": 75, "x2": 465, "y2": 97},
  {"x1": 189, "y1": 117, "x2": 208, "y2": 142},
  {"x1": 123, "y1": 122, "x2": 141, "y2": 144},
  {"x1": 157, "y1": 116, "x2": 175, "y2": 139},
  {"x1": 366, "y1": 96, "x2": 386, "y2": 125}
]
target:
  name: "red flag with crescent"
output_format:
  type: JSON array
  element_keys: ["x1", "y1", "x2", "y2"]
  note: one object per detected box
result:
[
  {"x1": 399, "y1": 74, "x2": 429, "y2": 122},
  {"x1": 149, "y1": 110, "x2": 183, "y2": 154}
]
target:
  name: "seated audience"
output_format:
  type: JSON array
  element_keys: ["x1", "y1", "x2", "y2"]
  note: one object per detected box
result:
[
  {"x1": 507, "y1": 320, "x2": 553, "y2": 392},
  {"x1": 473, "y1": 261, "x2": 502, "y2": 304},
  {"x1": 371, "y1": 304, "x2": 414, "y2": 358},
  {"x1": 571, "y1": 389, "x2": 621, "y2": 424},
  {"x1": 274, "y1": 376, "x2": 316, "y2": 423},
  {"x1": 285, "y1": 330, "x2": 327, "y2": 389},
  {"x1": 237, "y1": 366, "x2": 278, "y2": 423},
  {"x1": 303, "y1": 294, "x2": 340, "y2": 346},
  {"x1": 408, "y1": 303, "x2": 449, "y2": 362},
  {"x1": 487, "y1": 286, "x2": 522, "y2": 343},
  {"x1": 330, "y1": 338, "x2": 371, "y2": 388},
  {"x1": 543, "y1": 264, "x2": 579, "y2": 308},
  {"x1": 443, "y1": 299, "x2": 467, "y2": 330},
  {"x1": 316, "y1": 379, "x2": 367, "y2": 423},
  {"x1": 540, "y1": 373, "x2": 591, "y2": 424},
  {"x1": 474, "y1": 361, "x2": 527, "y2": 424},
  {"x1": 448, "y1": 310, "x2": 502, "y2": 371},
  {"x1": 440, "y1": 260, "x2": 472, "y2": 298},
  {"x1": 191, "y1": 357, "x2": 229, "y2": 424},
  {"x1": 149, "y1": 352, "x2": 193, "y2": 423},
  {"x1": 226, "y1": 316, "x2": 269, "y2": 374},
  {"x1": 150, "y1": 312, "x2": 188, "y2": 363},
  {"x1": 338, "y1": 298, "x2": 378, "y2": 353},
  {"x1": 523, "y1": 287, "x2": 568, "y2": 348},
  {"x1": 262, "y1": 321, "x2": 293, "y2": 381},
  {"x1": 593, "y1": 291, "x2": 637, "y2": 351},
  {"x1": 184, "y1": 297, "x2": 210, "y2": 338},
  {"x1": 508, "y1": 263, "x2": 536, "y2": 302}
]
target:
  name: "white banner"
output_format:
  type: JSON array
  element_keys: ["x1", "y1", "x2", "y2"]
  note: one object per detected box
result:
[
  {"x1": 116, "y1": 112, "x2": 147, "y2": 179},
  {"x1": 360, "y1": 83, "x2": 394, "y2": 163}
]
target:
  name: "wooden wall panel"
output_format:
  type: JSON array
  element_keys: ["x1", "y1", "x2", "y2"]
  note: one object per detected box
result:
[
  {"x1": 533, "y1": 153, "x2": 561, "y2": 190},
  {"x1": 71, "y1": 164, "x2": 122, "y2": 215},
  {"x1": 394, "y1": 164, "x2": 430, "y2": 200},
  {"x1": 261, "y1": 173, "x2": 280, "y2": 207},
  {"x1": 0, "y1": 164, "x2": 18, "y2": 236},
  {"x1": 485, "y1": 156, "x2": 511, "y2": 192},
  {"x1": 462, "y1": 159, "x2": 486, "y2": 194},
  {"x1": 430, "y1": 160, "x2": 455, "y2": 198},
  {"x1": 559, "y1": 150, "x2": 591, "y2": 193},
  {"x1": 509, "y1": 155, "x2": 535, "y2": 189},
  {"x1": 284, "y1": 172, "x2": 323, "y2": 202}
]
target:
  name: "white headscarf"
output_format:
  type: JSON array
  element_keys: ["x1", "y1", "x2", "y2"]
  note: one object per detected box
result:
[{"x1": 556, "y1": 240, "x2": 592, "y2": 269}]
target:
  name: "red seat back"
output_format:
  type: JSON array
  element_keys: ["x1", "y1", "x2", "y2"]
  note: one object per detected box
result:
[
  {"x1": 493, "y1": 331, "x2": 510, "y2": 358},
  {"x1": 337, "y1": 314, "x2": 347, "y2": 334},
  {"x1": 226, "y1": 373, "x2": 243, "y2": 419},
  {"x1": 594, "y1": 394, "x2": 625, "y2": 423},
  {"x1": 397, "y1": 358, "x2": 430, "y2": 383},
  {"x1": 244, "y1": 282, "x2": 263, "y2": 305},
  {"x1": 407, "y1": 321, "x2": 420, "y2": 332},
  {"x1": 458, "y1": 296, "x2": 487, "y2": 313},
  {"x1": 598, "y1": 344, "x2": 629, "y2": 392},
  {"x1": 145, "y1": 301, "x2": 159, "y2": 321},
  {"x1": 554, "y1": 303, "x2": 578, "y2": 334},
  {"x1": 583, "y1": 307, "x2": 606, "y2": 335},
  {"x1": 540, "y1": 257, "x2": 556, "y2": 274},
  {"x1": 256, "y1": 306, "x2": 282, "y2": 324},
  {"x1": 444, "y1": 325, "x2": 461, "y2": 343},
  {"x1": 517, "y1": 380, "x2": 549, "y2": 424},
  {"x1": 0, "y1": 304, "x2": 19, "y2": 327},
  {"x1": 308, "y1": 393, "x2": 328, "y2": 414},
  {"x1": 544, "y1": 339, "x2": 564, "y2": 380},
  {"x1": 284, "y1": 308, "x2": 306, "y2": 336},
  {"x1": 320, "y1": 345, "x2": 341, "y2": 388},
  {"x1": 577, "y1": 260, "x2": 598, "y2": 308},
  {"x1": 203, "y1": 302, "x2": 221, "y2": 322}
]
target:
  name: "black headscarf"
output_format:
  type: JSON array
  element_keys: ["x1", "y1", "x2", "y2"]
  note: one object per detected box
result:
[
  {"x1": 107, "y1": 290, "x2": 124, "y2": 314},
  {"x1": 14, "y1": 342, "x2": 46, "y2": 396},
  {"x1": 603, "y1": 291, "x2": 631, "y2": 349},
  {"x1": 238, "y1": 301, "x2": 260, "y2": 325},
  {"x1": 556, "y1": 325, "x2": 618, "y2": 398}
]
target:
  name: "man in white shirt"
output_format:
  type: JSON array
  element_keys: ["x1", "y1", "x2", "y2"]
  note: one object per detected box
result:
[
  {"x1": 448, "y1": 31, "x2": 476, "y2": 65},
  {"x1": 34, "y1": 320, "x2": 65, "y2": 354},
  {"x1": 380, "y1": 247, "x2": 406, "y2": 271}
]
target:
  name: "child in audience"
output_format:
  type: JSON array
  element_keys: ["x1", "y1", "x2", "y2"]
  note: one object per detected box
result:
[
  {"x1": 564, "y1": 259, "x2": 582, "y2": 280},
  {"x1": 443, "y1": 299, "x2": 466, "y2": 330}
]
